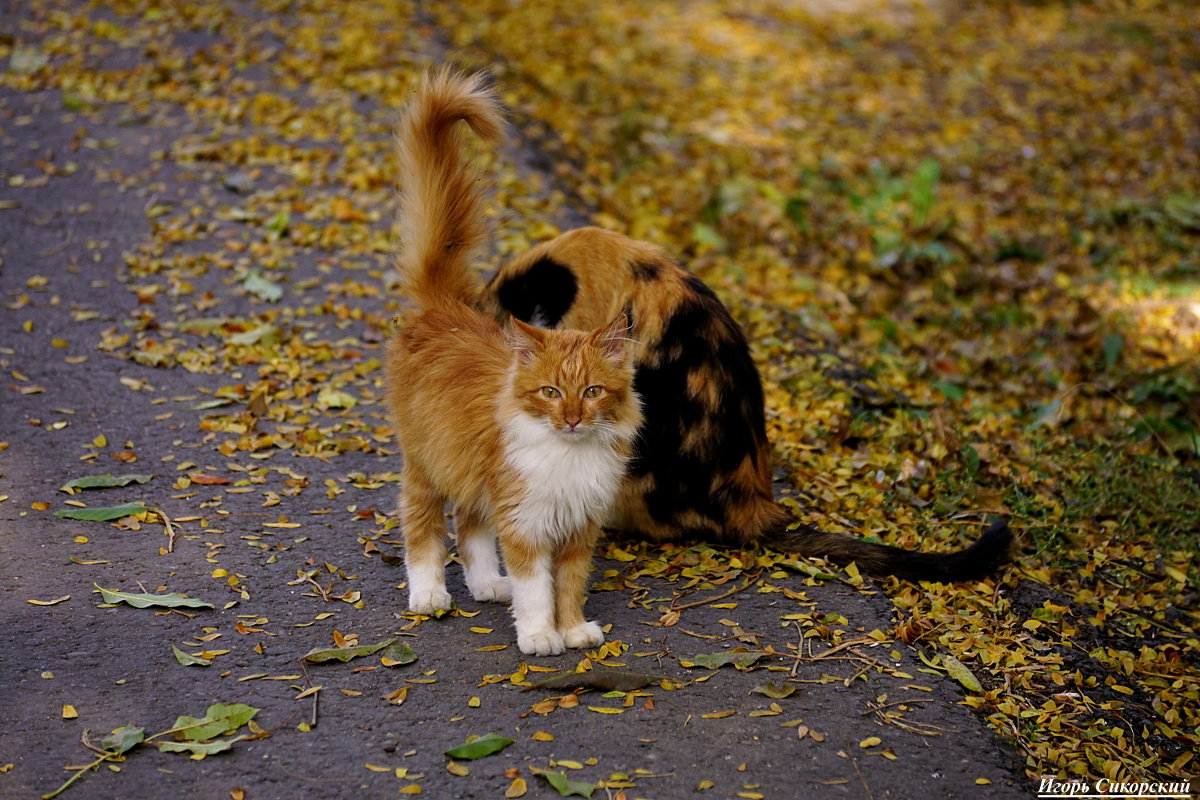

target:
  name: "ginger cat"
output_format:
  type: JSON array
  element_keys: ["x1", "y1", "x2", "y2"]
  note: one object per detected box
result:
[{"x1": 385, "y1": 70, "x2": 642, "y2": 656}]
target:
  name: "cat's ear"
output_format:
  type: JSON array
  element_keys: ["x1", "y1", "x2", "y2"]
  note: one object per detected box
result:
[
  {"x1": 593, "y1": 313, "x2": 634, "y2": 361},
  {"x1": 506, "y1": 317, "x2": 546, "y2": 365}
]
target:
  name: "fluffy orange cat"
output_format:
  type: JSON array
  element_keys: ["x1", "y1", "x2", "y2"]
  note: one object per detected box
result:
[{"x1": 385, "y1": 70, "x2": 642, "y2": 656}]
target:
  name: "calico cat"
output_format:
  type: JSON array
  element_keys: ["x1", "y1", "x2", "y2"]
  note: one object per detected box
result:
[
  {"x1": 385, "y1": 69, "x2": 643, "y2": 656},
  {"x1": 480, "y1": 229, "x2": 1012, "y2": 582}
]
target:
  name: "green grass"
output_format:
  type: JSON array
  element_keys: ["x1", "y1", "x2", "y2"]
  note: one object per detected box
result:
[{"x1": 1008, "y1": 443, "x2": 1200, "y2": 586}]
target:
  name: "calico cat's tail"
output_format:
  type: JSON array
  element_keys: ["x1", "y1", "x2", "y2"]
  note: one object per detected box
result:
[
  {"x1": 776, "y1": 517, "x2": 1012, "y2": 582},
  {"x1": 396, "y1": 68, "x2": 504, "y2": 309}
]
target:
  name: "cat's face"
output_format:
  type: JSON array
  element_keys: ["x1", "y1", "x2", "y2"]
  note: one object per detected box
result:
[{"x1": 507, "y1": 316, "x2": 637, "y2": 440}]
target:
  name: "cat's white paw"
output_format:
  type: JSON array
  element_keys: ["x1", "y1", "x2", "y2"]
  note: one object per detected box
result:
[
  {"x1": 408, "y1": 589, "x2": 453, "y2": 615},
  {"x1": 517, "y1": 628, "x2": 565, "y2": 657},
  {"x1": 468, "y1": 576, "x2": 512, "y2": 603},
  {"x1": 562, "y1": 621, "x2": 604, "y2": 650}
]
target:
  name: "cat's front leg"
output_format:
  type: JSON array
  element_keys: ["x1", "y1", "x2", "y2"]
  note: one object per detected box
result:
[
  {"x1": 402, "y1": 468, "x2": 453, "y2": 614},
  {"x1": 554, "y1": 526, "x2": 605, "y2": 650},
  {"x1": 500, "y1": 535, "x2": 564, "y2": 656},
  {"x1": 456, "y1": 510, "x2": 512, "y2": 604}
]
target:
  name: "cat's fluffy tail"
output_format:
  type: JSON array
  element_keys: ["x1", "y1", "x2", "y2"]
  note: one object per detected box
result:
[
  {"x1": 396, "y1": 68, "x2": 504, "y2": 309},
  {"x1": 777, "y1": 517, "x2": 1012, "y2": 582}
]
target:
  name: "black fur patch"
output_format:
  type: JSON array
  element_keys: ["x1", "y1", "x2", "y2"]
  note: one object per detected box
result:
[
  {"x1": 631, "y1": 275, "x2": 769, "y2": 532},
  {"x1": 495, "y1": 257, "x2": 578, "y2": 327},
  {"x1": 630, "y1": 260, "x2": 662, "y2": 282}
]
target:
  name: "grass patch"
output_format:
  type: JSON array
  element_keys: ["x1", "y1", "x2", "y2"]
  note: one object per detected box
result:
[{"x1": 1010, "y1": 443, "x2": 1200, "y2": 585}]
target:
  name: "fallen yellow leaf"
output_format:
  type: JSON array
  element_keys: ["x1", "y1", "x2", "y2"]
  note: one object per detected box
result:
[{"x1": 28, "y1": 596, "x2": 70, "y2": 606}]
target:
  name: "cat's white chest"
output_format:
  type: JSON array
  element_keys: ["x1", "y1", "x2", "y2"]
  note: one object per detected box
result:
[{"x1": 502, "y1": 413, "x2": 626, "y2": 542}]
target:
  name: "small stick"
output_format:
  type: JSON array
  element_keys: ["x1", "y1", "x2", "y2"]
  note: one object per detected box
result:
[
  {"x1": 849, "y1": 755, "x2": 875, "y2": 800},
  {"x1": 299, "y1": 662, "x2": 319, "y2": 728},
  {"x1": 790, "y1": 621, "x2": 804, "y2": 679},
  {"x1": 670, "y1": 571, "x2": 762, "y2": 612},
  {"x1": 154, "y1": 508, "x2": 177, "y2": 553},
  {"x1": 862, "y1": 697, "x2": 935, "y2": 714}
]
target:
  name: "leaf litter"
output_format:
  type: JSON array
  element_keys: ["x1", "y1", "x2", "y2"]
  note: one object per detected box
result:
[{"x1": 41, "y1": 703, "x2": 262, "y2": 799}]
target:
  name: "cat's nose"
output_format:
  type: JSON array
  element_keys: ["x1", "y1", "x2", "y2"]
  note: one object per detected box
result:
[{"x1": 565, "y1": 417, "x2": 581, "y2": 430}]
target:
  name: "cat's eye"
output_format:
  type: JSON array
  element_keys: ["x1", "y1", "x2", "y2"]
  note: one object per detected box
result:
[
  {"x1": 540, "y1": 386, "x2": 561, "y2": 399},
  {"x1": 583, "y1": 385, "x2": 604, "y2": 399}
]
